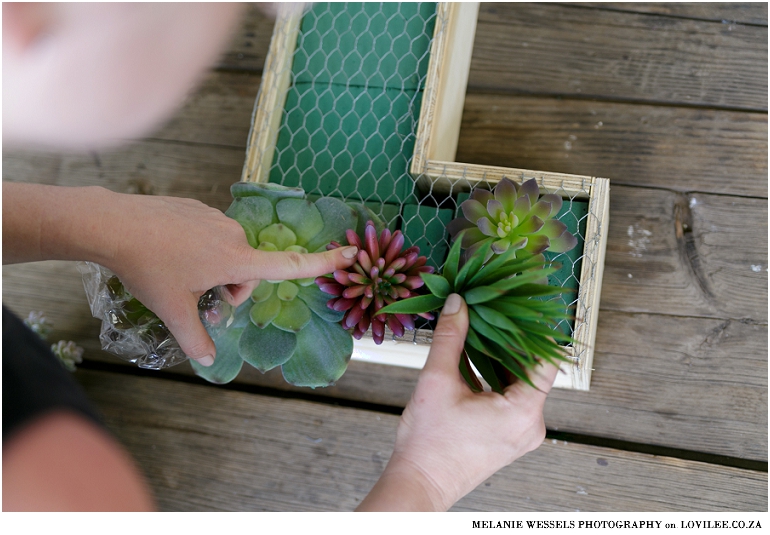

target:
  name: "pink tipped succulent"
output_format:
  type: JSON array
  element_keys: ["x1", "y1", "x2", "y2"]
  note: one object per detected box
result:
[{"x1": 316, "y1": 221, "x2": 435, "y2": 344}]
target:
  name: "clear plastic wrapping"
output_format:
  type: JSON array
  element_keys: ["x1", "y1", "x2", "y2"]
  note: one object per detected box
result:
[{"x1": 78, "y1": 262, "x2": 234, "y2": 370}]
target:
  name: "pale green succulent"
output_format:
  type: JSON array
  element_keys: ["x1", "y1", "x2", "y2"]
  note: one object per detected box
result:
[{"x1": 192, "y1": 182, "x2": 380, "y2": 388}]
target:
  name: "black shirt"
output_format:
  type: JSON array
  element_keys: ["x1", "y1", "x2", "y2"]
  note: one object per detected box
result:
[{"x1": 3, "y1": 306, "x2": 104, "y2": 441}]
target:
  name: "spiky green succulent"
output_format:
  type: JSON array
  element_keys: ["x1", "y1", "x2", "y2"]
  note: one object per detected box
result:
[
  {"x1": 192, "y1": 182, "x2": 380, "y2": 388},
  {"x1": 447, "y1": 178, "x2": 577, "y2": 262},
  {"x1": 377, "y1": 236, "x2": 573, "y2": 393}
]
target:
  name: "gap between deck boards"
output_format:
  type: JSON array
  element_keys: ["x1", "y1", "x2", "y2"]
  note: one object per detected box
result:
[{"x1": 76, "y1": 359, "x2": 768, "y2": 474}]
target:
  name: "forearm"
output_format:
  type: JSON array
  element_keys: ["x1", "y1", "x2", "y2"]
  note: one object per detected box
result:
[{"x1": 2, "y1": 182, "x2": 116, "y2": 265}]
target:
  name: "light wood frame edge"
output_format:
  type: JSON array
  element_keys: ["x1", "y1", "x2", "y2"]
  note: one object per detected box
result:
[
  {"x1": 411, "y1": 2, "x2": 479, "y2": 175},
  {"x1": 241, "y1": 4, "x2": 304, "y2": 184}
]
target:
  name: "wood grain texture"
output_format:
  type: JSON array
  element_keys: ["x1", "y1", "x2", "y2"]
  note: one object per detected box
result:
[
  {"x1": 221, "y1": 4, "x2": 767, "y2": 111},
  {"x1": 471, "y1": 3, "x2": 767, "y2": 110},
  {"x1": 601, "y1": 186, "x2": 767, "y2": 321},
  {"x1": 74, "y1": 369, "x2": 767, "y2": 511},
  {"x1": 576, "y1": 3, "x2": 768, "y2": 25},
  {"x1": 457, "y1": 94, "x2": 768, "y2": 198}
]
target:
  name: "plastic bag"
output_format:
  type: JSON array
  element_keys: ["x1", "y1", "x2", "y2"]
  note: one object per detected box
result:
[{"x1": 77, "y1": 262, "x2": 234, "y2": 370}]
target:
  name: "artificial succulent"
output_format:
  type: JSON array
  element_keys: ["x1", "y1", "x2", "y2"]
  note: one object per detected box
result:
[
  {"x1": 377, "y1": 236, "x2": 574, "y2": 393},
  {"x1": 192, "y1": 182, "x2": 379, "y2": 388},
  {"x1": 316, "y1": 221, "x2": 434, "y2": 344},
  {"x1": 447, "y1": 178, "x2": 577, "y2": 262}
]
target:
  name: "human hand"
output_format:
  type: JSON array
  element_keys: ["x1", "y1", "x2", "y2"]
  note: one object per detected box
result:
[
  {"x1": 97, "y1": 190, "x2": 357, "y2": 366},
  {"x1": 356, "y1": 294, "x2": 559, "y2": 511}
]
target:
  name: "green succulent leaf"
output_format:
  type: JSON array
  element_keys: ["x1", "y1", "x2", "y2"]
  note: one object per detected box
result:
[
  {"x1": 238, "y1": 321, "x2": 297, "y2": 373},
  {"x1": 276, "y1": 280, "x2": 299, "y2": 301},
  {"x1": 420, "y1": 273, "x2": 451, "y2": 299},
  {"x1": 443, "y1": 236, "x2": 463, "y2": 287},
  {"x1": 272, "y1": 298, "x2": 312, "y2": 333},
  {"x1": 463, "y1": 285, "x2": 506, "y2": 306},
  {"x1": 297, "y1": 284, "x2": 345, "y2": 323},
  {"x1": 305, "y1": 197, "x2": 359, "y2": 252},
  {"x1": 377, "y1": 294, "x2": 446, "y2": 316},
  {"x1": 225, "y1": 196, "x2": 275, "y2": 248},
  {"x1": 276, "y1": 199, "x2": 324, "y2": 246},
  {"x1": 455, "y1": 242, "x2": 493, "y2": 291},
  {"x1": 281, "y1": 312, "x2": 353, "y2": 388},
  {"x1": 251, "y1": 281, "x2": 275, "y2": 303},
  {"x1": 191, "y1": 327, "x2": 245, "y2": 384},
  {"x1": 348, "y1": 202, "x2": 386, "y2": 237},
  {"x1": 250, "y1": 292, "x2": 282, "y2": 328},
  {"x1": 259, "y1": 223, "x2": 297, "y2": 251}
]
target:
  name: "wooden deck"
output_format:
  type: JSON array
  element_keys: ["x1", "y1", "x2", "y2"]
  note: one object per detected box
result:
[{"x1": 3, "y1": 3, "x2": 767, "y2": 511}]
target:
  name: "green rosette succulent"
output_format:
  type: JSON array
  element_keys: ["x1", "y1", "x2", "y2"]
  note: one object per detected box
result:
[
  {"x1": 377, "y1": 236, "x2": 574, "y2": 393},
  {"x1": 192, "y1": 182, "x2": 379, "y2": 388},
  {"x1": 447, "y1": 178, "x2": 578, "y2": 263}
]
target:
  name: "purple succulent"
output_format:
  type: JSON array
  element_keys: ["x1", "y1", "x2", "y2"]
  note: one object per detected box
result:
[
  {"x1": 316, "y1": 221, "x2": 435, "y2": 344},
  {"x1": 447, "y1": 178, "x2": 578, "y2": 261}
]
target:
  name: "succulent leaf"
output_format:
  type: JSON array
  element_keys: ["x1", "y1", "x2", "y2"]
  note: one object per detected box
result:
[
  {"x1": 272, "y1": 298, "x2": 312, "y2": 333},
  {"x1": 191, "y1": 327, "x2": 245, "y2": 384},
  {"x1": 276, "y1": 198, "x2": 324, "y2": 246},
  {"x1": 225, "y1": 196, "x2": 274, "y2": 248},
  {"x1": 281, "y1": 313, "x2": 353, "y2": 388},
  {"x1": 251, "y1": 281, "x2": 274, "y2": 303},
  {"x1": 305, "y1": 197, "x2": 359, "y2": 252},
  {"x1": 250, "y1": 292, "x2": 282, "y2": 328},
  {"x1": 238, "y1": 322, "x2": 297, "y2": 373}
]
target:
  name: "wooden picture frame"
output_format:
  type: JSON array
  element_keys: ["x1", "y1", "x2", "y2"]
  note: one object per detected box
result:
[{"x1": 241, "y1": 2, "x2": 609, "y2": 390}]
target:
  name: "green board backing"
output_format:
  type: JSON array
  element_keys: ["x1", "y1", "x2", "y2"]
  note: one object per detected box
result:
[{"x1": 268, "y1": 2, "x2": 437, "y2": 205}]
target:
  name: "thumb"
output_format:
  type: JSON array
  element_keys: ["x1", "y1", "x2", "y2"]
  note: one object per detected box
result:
[
  {"x1": 421, "y1": 294, "x2": 469, "y2": 388},
  {"x1": 241, "y1": 246, "x2": 358, "y2": 281},
  {"x1": 158, "y1": 294, "x2": 216, "y2": 367}
]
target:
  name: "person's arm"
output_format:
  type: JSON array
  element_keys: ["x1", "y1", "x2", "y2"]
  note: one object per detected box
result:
[
  {"x1": 2, "y1": 182, "x2": 358, "y2": 365},
  {"x1": 356, "y1": 294, "x2": 559, "y2": 511}
]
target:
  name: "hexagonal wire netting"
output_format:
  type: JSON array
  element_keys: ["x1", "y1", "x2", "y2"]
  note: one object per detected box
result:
[{"x1": 247, "y1": 2, "x2": 593, "y2": 355}]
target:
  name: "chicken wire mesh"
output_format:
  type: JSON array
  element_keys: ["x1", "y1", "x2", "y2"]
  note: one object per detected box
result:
[{"x1": 244, "y1": 2, "x2": 597, "y2": 359}]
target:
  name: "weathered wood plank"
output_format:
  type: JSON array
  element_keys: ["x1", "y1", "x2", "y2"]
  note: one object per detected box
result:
[
  {"x1": 471, "y1": 4, "x2": 767, "y2": 110},
  {"x1": 576, "y1": 3, "x2": 768, "y2": 25},
  {"x1": 3, "y1": 257, "x2": 766, "y2": 461},
  {"x1": 1, "y1": 141, "x2": 243, "y2": 212},
  {"x1": 74, "y1": 369, "x2": 768, "y2": 511},
  {"x1": 457, "y1": 94, "x2": 768, "y2": 199},
  {"x1": 601, "y1": 186, "x2": 768, "y2": 321},
  {"x1": 220, "y1": 3, "x2": 767, "y2": 110}
]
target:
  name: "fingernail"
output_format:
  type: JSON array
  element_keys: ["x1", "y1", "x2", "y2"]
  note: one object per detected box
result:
[
  {"x1": 196, "y1": 355, "x2": 215, "y2": 367},
  {"x1": 342, "y1": 246, "x2": 358, "y2": 259},
  {"x1": 443, "y1": 294, "x2": 462, "y2": 316}
]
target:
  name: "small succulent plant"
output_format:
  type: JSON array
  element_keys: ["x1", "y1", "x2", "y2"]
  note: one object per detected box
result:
[
  {"x1": 24, "y1": 310, "x2": 52, "y2": 339},
  {"x1": 378, "y1": 237, "x2": 573, "y2": 393},
  {"x1": 316, "y1": 221, "x2": 434, "y2": 344},
  {"x1": 50, "y1": 340, "x2": 84, "y2": 372},
  {"x1": 24, "y1": 310, "x2": 84, "y2": 372},
  {"x1": 193, "y1": 182, "x2": 381, "y2": 388},
  {"x1": 447, "y1": 178, "x2": 577, "y2": 262}
]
